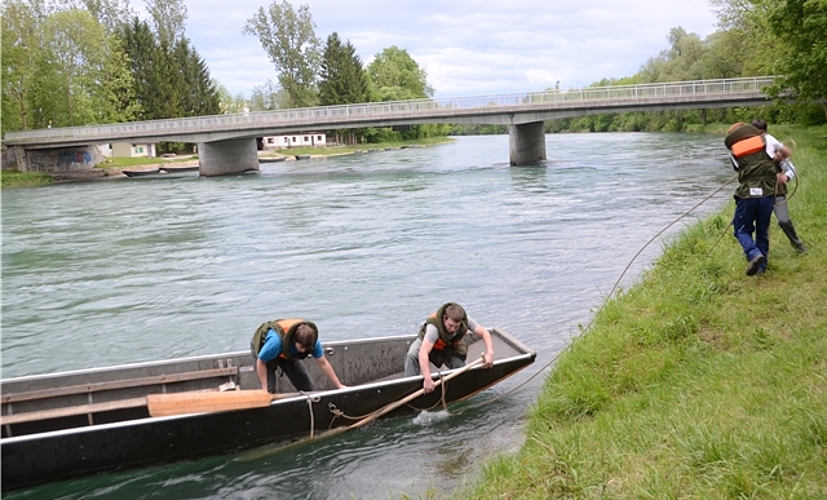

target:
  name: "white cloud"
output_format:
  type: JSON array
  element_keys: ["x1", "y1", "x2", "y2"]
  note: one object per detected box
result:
[{"x1": 140, "y1": 0, "x2": 719, "y2": 99}]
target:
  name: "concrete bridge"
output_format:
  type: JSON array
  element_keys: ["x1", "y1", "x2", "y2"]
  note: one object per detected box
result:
[{"x1": 3, "y1": 76, "x2": 778, "y2": 175}]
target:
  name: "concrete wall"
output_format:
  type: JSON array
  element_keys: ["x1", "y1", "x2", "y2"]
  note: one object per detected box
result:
[
  {"x1": 198, "y1": 138, "x2": 259, "y2": 177},
  {"x1": 4, "y1": 145, "x2": 105, "y2": 173},
  {"x1": 508, "y1": 121, "x2": 547, "y2": 166}
]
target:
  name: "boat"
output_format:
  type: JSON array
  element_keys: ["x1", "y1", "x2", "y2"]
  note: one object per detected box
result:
[
  {"x1": 122, "y1": 168, "x2": 161, "y2": 177},
  {"x1": 1, "y1": 327, "x2": 535, "y2": 490},
  {"x1": 160, "y1": 165, "x2": 200, "y2": 173},
  {"x1": 258, "y1": 156, "x2": 287, "y2": 163}
]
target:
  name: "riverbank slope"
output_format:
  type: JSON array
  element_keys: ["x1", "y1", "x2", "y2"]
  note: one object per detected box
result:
[{"x1": 460, "y1": 124, "x2": 827, "y2": 498}]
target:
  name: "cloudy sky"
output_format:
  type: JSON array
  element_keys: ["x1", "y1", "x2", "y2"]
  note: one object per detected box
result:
[{"x1": 143, "y1": 0, "x2": 720, "y2": 99}]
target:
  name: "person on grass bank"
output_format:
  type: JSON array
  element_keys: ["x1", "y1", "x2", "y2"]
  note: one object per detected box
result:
[
  {"x1": 251, "y1": 319, "x2": 346, "y2": 393},
  {"x1": 725, "y1": 122, "x2": 778, "y2": 276},
  {"x1": 751, "y1": 119, "x2": 807, "y2": 253},
  {"x1": 404, "y1": 302, "x2": 495, "y2": 393}
]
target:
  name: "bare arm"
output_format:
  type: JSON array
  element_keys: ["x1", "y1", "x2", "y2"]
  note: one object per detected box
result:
[
  {"x1": 256, "y1": 358, "x2": 269, "y2": 392},
  {"x1": 474, "y1": 325, "x2": 495, "y2": 368},
  {"x1": 418, "y1": 337, "x2": 437, "y2": 393},
  {"x1": 316, "y1": 356, "x2": 346, "y2": 389}
]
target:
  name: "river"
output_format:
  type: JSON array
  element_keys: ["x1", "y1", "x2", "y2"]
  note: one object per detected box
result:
[{"x1": 1, "y1": 133, "x2": 733, "y2": 499}]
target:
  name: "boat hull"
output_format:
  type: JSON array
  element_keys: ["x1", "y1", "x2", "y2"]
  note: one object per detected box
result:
[{"x1": 1, "y1": 329, "x2": 535, "y2": 490}]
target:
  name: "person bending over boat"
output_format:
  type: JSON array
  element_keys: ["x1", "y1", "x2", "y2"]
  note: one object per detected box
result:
[
  {"x1": 251, "y1": 319, "x2": 346, "y2": 393},
  {"x1": 404, "y1": 302, "x2": 495, "y2": 393}
]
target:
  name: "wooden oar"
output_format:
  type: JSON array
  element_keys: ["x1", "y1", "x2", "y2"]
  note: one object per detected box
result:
[{"x1": 147, "y1": 390, "x2": 300, "y2": 417}]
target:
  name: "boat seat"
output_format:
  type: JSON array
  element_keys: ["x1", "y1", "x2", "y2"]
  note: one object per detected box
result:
[
  {"x1": 1, "y1": 366, "x2": 239, "y2": 405},
  {"x1": 1, "y1": 397, "x2": 148, "y2": 426}
]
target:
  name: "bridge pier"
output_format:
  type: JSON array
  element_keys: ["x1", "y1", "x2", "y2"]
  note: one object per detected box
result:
[
  {"x1": 198, "y1": 138, "x2": 259, "y2": 177},
  {"x1": 509, "y1": 121, "x2": 546, "y2": 166}
]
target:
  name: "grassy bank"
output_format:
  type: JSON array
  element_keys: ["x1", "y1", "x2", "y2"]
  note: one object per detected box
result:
[{"x1": 460, "y1": 125, "x2": 827, "y2": 498}]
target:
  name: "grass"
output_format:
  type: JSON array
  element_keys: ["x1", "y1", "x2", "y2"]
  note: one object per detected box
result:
[
  {"x1": 457, "y1": 124, "x2": 827, "y2": 499},
  {"x1": 1, "y1": 170, "x2": 53, "y2": 188},
  {"x1": 95, "y1": 155, "x2": 198, "y2": 169}
]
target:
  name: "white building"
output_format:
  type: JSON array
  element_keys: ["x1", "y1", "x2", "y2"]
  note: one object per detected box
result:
[
  {"x1": 260, "y1": 132, "x2": 327, "y2": 150},
  {"x1": 110, "y1": 142, "x2": 157, "y2": 158}
]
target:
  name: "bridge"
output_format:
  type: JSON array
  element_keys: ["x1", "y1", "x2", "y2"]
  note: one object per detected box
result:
[{"x1": 3, "y1": 76, "x2": 778, "y2": 175}]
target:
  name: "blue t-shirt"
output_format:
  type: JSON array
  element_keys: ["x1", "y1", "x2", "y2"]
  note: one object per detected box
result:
[{"x1": 257, "y1": 328, "x2": 323, "y2": 362}]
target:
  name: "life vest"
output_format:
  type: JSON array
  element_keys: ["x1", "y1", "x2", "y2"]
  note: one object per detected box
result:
[
  {"x1": 724, "y1": 124, "x2": 777, "y2": 199},
  {"x1": 251, "y1": 318, "x2": 318, "y2": 361},
  {"x1": 418, "y1": 302, "x2": 469, "y2": 360}
]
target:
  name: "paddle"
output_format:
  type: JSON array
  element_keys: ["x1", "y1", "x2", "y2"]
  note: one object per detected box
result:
[
  {"x1": 236, "y1": 354, "x2": 487, "y2": 462},
  {"x1": 147, "y1": 390, "x2": 300, "y2": 417}
]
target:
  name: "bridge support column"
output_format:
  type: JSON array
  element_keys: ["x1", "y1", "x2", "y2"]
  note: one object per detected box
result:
[
  {"x1": 198, "y1": 138, "x2": 259, "y2": 177},
  {"x1": 508, "y1": 121, "x2": 546, "y2": 166}
]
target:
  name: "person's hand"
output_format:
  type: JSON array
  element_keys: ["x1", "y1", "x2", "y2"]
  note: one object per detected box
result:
[
  {"x1": 482, "y1": 351, "x2": 494, "y2": 368},
  {"x1": 422, "y1": 376, "x2": 435, "y2": 393},
  {"x1": 777, "y1": 172, "x2": 789, "y2": 184}
]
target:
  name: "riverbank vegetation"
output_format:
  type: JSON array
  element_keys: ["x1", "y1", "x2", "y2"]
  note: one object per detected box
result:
[
  {"x1": 457, "y1": 124, "x2": 827, "y2": 498},
  {"x1": 0, "y1": 170, "x2": 53, "y2": 189}
]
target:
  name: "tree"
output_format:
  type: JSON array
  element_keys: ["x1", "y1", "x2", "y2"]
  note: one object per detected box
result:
[
  {"x1": 145, "y1": 0, "x2": 187, "y2": 47},
  {"x1": 39, "y1": 8, "x2": 135, "y2": 126},
  {"x1": 243, "y1": 1, "x2": 321, "y2": 108},
  {"x1": 367, "y1": 46, "x2": 434, "y2": 101},
  {"x1": 318, "y1": 32, "x2": 369, "y2": 106},
  {"x1": 78, "y1": 0, "x2": 133, "y2": 33},
  {"x1": 1, "y1": 0, "x2": 45, "y2": 132},
  {"x1": 249, "y1": 80, "x2": 290, "y2": 111},
  {"x1": 119, "y1": 15, "x2": 219, "y2": 121},
  {"x1": 769, "y1": 0, "x2": 827, "y2": 103}
]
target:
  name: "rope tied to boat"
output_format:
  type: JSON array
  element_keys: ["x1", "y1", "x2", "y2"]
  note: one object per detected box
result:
[{"x1": 302, "y1": 393, "x2": 320, "y2": 439}]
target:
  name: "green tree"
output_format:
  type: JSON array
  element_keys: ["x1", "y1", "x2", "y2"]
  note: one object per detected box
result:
[
  {"x1": 249, "y1": 80, "x2": 290, "y2": 111},
  {"x1": 769, "y1": 0, "x2": 827, "y2": 104},
  {"x1": 318, "y1": 32, "x2": 369, "y2": 106},
  {"x1": 39, "y1": 8, "x2": 135, "y2": 126},
  {"x1": 243, "y1": 0, "x2": 321, "y2": 108},
  {"x1": 367, "y1": 45, "x2": 434, "y2": 101},
  {"x1": 145, "y1": 0, "x2": 187, "y2": 47},
  {"x1": 1, "y1": 0, "x2": 46, "y2": 132}
]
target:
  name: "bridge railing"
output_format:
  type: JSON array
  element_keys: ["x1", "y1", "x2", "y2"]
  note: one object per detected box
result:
[{"x1": 4, "y1": 76, "x2": 777, "y2": 142}]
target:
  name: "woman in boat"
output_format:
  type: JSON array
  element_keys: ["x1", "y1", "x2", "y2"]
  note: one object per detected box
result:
[
  {"x1": 251, "y1": 319, "x2": 346, "y2": 393},
  {"x1": 404, "y1": 302, "x2": 494, "y2": 393}
]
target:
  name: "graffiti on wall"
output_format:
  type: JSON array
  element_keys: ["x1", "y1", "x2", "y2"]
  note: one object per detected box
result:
[
  {"x1": 26, "y1": 147, "x2": 100, "y2": 172},
  {"x1": 58, "y1": 151, "x2": 93, "y2": 168}
]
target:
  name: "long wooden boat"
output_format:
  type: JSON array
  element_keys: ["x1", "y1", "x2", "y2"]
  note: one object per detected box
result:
[
  {"x1": 1, "y1": 327, "x2": 534, "y2": 490},
  {"x1": 121, "y1": 168, "x2": 162, "y2": 177}
]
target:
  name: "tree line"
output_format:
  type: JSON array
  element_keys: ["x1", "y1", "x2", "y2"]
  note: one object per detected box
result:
[
  {"x1": 455, "y1": 0, "x2": 827, "y2": 135},
  {"x1": 3, "y1": 0, "x2": 825, "y2": 143}
]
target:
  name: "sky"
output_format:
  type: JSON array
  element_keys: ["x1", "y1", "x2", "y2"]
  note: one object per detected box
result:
[{"x1": 139, "y1": 0, "x2": 720, "y2": 99}]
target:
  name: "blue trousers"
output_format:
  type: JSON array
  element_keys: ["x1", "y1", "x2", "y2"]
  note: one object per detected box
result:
[{"x1": 733, "y1": 196, "x2": 774, "y2": 270}]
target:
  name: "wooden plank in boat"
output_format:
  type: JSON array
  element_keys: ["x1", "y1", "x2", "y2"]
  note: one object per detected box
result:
[
  {"x1": 1, "y1": 397, "x2": 148, "y2": 425},
  {"x1": 1, "y1": 367, "x2": 239, "y2": 404}
]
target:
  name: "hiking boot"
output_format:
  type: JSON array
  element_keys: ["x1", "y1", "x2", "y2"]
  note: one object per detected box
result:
[
  {"x1": 746, "y1": 254, "x2": 766, "y2": 276},
  {"x1": 795, "y1": 243, "x2": 807, "y2": 254}
]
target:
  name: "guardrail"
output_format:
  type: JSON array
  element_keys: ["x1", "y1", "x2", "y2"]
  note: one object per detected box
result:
[{"x1": 4, "y1": 76, "x2": 777, "y2": 142}]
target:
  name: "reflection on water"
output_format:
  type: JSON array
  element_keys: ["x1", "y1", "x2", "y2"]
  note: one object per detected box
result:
[{"x1": 1, "y1": 133, "x2": 733, "y2": 499}]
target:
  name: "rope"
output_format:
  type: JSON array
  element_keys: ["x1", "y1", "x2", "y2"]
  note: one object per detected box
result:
[
  {"x1": 303, "y1": 393, "x2": 320, "y2": 439},
  {"x1": 454, "y1": 171, "x2": 744, "y2": 416}
]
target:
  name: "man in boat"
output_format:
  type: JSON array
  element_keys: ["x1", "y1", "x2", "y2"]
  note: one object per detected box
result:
[
  {"x1": 251, "y1": 319, "x2": 346, "y2": 393},
  {"x1": 404, "y1": 302, "x2": 495, "y2": 393},
  {"x1": 725, "y1": 122, "x2": 779, "y2": 276}
]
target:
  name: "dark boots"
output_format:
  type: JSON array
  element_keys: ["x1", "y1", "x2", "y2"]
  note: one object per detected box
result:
[{"x1": 779, "y1": 220, "x2": 807, "y2": 253}]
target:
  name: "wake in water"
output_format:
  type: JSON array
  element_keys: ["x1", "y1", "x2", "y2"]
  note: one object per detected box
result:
[{"x1": 412, "y1": 410, "x2": 452, "y2": 425}]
